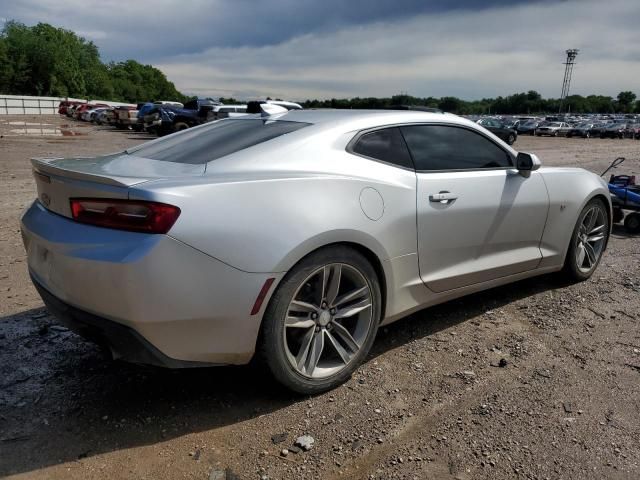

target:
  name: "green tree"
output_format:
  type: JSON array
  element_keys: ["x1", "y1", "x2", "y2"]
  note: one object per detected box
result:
[
  {"x1": 438, "y1": 96, "x2": 462, "y2": 112},
  {"x1": 616, "y1": 91, "x2": 636, "y2": 113},
  {"x1": 0, "y1": 20, "x2": 187, "y2": 102},
  {"x1": 0, "y1": 37, "x2": 12, "y2": 92}
]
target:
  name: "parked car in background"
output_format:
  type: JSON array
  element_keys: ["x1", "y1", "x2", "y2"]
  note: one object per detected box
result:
[
  {"x1": 114, "y1": 106, "x2": 140, "y2": 130},
  {"x1": 624, "y1": 124, "x2": 640, "y2": 139},
  {"x1": 22, "y1": 109, "x2": 611, "y2": 394},
  {"x1": 74, "y1": 103, "x2": 109, "y2": 120},
  {"x1": 58, "y1": 100, "x2": 84, "y2": 115},
  {"x1": 516, "y1": 120, "x2": 539, "y2": 136},
  {"x1": 97, "y1": 108, "x2": 116, "y2": 126},
  {"x1": 566, "y1": 123, "x2": 595, "y2": 138},
  {"x1": 600, "y1": 123, "x2": 627, "y2": 139},
  {"x1": 588, "y1": 123, "x2": 608, "y2": 137},
  {"x1": 503, "y1": 119, "x2": 522, "y2": 130},
  {"x1": 82, "y1": 107, "x2": 109, "y2": 123},
  {"x1": 144, "y1": 98, "x2": 222, "y2": 135},
  {"x1": 66, "y1": 104, "x2": 82, "y2": 118},
  {"x1": 535, "y1": 122, "x2": 571, "y2": 137},
  {"x1": 476, "y1": 118, "x2": 518, "y2": 145},
  {"x1": 135, "y1": 102, "x2": 156, "y2": 130},
  {"x1": 206, "y1": 104, "x2": 248, "y2": 122},
  {"x1": 153, "y1": 100, "x2": 184, "y2": 108}
]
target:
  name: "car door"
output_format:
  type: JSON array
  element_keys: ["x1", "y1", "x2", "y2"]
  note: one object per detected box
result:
[{"x1": 401, "y1": 124, "x2": 549, "y2": 293}]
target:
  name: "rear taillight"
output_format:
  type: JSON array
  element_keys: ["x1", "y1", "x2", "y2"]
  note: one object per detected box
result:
[{"x1": 70, "y1": 199, "x2": 180, "y2": 234}]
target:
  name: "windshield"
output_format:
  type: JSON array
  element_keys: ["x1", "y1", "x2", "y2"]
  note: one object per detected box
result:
[{"x1": 127, "y1": 118, "x2": 310, "y2": 164}]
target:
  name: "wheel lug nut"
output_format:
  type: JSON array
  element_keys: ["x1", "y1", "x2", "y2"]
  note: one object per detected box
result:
[
  {"x1": 315, "y1": 326, "x2": 320, "y2": 332},
  {"x1": 330, "y1": 308, "x2": 336, "y2": 315},
  {"x1": 311, "y1": 313, "x2": 318, "y2": 319}
]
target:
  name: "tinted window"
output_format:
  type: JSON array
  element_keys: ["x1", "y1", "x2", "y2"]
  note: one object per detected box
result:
[
  {"x1": 127, "y1": 119, "x2": 309, "y2": 164},
  {"x1": 400, "y1": 125, "x2": 512, "y2": 171},
  {"x1": 352, "y1": 128, "x2": 414, "y2": 169}
]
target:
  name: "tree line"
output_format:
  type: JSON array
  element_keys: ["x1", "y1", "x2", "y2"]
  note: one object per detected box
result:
[
  {"x1": 302, "y1": 90, "x2": 639, "y2": 115},
  {"x1": 0, "y1": 21, "x2": 637, "y2": 115},
  {"x1": 0, "y1": 21, "x2": 186, "y2": 103}
]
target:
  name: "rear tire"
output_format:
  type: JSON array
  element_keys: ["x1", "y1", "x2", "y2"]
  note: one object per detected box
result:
[
  {"x1": 506, "y1": 133, "x2": 516, "y2": 145},
  {"x1": 562, "y1": 198, "x2": 609, "y2": 281},
  {"x1": 260, "y1": 246, "x2": 382, "y2": 394},
  {"x1": 174, "y1": 122, "x2": 189, "y2": 132},
  {"x1": 624, "y1": 213, "x2": 640, "y2": 234}
]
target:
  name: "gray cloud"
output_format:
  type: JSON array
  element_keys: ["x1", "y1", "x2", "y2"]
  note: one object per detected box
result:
[
  {"x1": 1, "y1": 0, "x2": 637, "y2": 100},
  {"x1": 155, "y1": 0, "x2": 640, "y2": 100},
  {"x1": 1, "y1": 0, "x2": 557, "y2": 60}
]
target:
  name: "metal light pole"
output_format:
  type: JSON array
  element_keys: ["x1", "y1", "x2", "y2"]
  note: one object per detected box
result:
[{"x1": 559, "y1": 49, "x2": 579, "y2": 114}]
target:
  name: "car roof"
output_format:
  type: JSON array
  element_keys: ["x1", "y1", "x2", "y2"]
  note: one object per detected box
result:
[{"x1": 266, "y1": 109, "x2": 474, "y2": 132}]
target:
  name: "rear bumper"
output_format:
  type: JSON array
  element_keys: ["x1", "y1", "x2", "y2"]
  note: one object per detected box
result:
[
  {"x1": 32, "y1": 277, "x2": 207, "y2": 367},
  {"x1": 21, "y1": 201, "x2": 280, "y2": 366}
]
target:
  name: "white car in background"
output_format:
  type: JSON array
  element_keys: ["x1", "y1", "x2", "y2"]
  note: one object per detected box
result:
[
  {"x1": 535, "y1": 122, "x2": 572, "y2": 137},
  {"x1": 206, "y1": 105, "x2": 248, "y2": 121}
]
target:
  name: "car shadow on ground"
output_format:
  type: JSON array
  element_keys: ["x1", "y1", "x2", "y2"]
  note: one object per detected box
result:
[{"x1": 0, "y1": 272, "x2": 566, "y2": 476}]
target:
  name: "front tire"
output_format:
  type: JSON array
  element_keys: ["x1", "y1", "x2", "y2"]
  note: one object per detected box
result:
[
  {"x1": 562, "y1": 199, "x2": 609, "y2": 281},
  {"x1": 506, "y1": 133, "x2": 516, "y2": 145},
  {"x1": 260, "y1": 246, "x2": 382, "y2": 394}
]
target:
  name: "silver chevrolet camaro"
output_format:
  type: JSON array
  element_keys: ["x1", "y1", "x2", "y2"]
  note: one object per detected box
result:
[{"x1": 21, "y1": 110, "x2": 611, "y2": 393}]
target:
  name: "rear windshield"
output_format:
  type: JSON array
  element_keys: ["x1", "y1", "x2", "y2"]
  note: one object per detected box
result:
[{"x1": 126, "y1": 118, "x2": 310, "y2": 164}]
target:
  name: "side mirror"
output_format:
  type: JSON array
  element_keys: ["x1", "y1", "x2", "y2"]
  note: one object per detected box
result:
[{"x1": 516, "y1": 152, "x2": 541, "y2": 177}]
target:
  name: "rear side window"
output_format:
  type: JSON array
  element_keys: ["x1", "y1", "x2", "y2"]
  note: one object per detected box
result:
[
  {"x1": 400, "y1": 125, "x2": 512, "y2": 171},
  {"x1": 351, "y1": 127, "x2": 414, "y2": 169},
  {"x1": 127, "y1": 119, "x2": 309, "y2": 164}
]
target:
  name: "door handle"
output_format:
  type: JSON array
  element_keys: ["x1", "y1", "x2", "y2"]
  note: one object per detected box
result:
[{"x1": 429, "y1": 191, "x2": 458, "y2": 204}]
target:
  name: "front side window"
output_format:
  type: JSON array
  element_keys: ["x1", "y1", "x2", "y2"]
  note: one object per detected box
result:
[
  {"x1": 127, "y1": 119, "x2": 310, "y2": 164},
  {"x1": 400, "y1": 125, "x2": 512, "y2": 171},
  {"x1": 351, "y1": 127, "x2": 414, "y2": 169}
]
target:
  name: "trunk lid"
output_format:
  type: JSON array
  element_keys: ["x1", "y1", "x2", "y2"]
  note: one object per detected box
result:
[{"x1": 31, "y1": 153, "x2": 205, "y2": 218}]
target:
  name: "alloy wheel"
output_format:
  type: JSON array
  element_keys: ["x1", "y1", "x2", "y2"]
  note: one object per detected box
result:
[
  {"x1": 283, "y1": 263, "x2": 373, "y2": 379},
  {"x1": 575, "y1": 205, "x2": 606, "y2": 273}
]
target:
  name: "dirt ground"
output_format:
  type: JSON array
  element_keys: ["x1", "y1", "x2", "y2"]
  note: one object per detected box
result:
[{"x1": 1, "y1": 115, "x2": 639, "y2": 480}]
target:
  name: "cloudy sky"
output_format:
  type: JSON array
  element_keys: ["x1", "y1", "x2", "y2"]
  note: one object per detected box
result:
[{"x1": 1, "y1": 0, "x2": 638, "y2": 100}]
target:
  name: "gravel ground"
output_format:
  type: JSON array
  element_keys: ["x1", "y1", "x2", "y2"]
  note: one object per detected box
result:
[{"x1": 1, "y1": 115, "x2": 639, "y2": 480}]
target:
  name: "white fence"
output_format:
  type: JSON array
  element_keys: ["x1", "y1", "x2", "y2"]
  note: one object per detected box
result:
[{"x1": 0, "y1": 94, "x2": 135, "y2": 115}]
